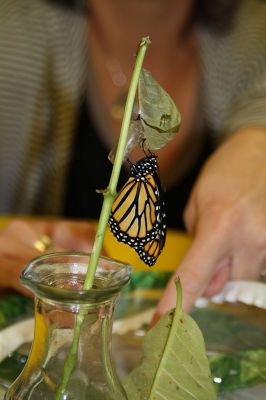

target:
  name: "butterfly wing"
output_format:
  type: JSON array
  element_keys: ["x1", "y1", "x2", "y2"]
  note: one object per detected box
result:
[
  {"x1": 136, "y1": 174, "x2": 167, "y2": 266},
  {"x1": 109, "y1": 155, "x2": 166, "y2": 266},
  {"x1": 109, "y1": 174, "x2": 159, "y2": 245}
]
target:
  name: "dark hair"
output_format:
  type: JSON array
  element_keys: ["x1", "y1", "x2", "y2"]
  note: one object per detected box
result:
[{"x1": 48, "y1": 0, "x2": 241, "y2": 32}]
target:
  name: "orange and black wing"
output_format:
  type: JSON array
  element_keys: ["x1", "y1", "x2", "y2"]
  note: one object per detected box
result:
[
  {"x1": 109, "y1": 155, "x2": 167, "y2": 266},
  {"x1": 109, "y1": 173, "x2": 160, "y2": 246}
]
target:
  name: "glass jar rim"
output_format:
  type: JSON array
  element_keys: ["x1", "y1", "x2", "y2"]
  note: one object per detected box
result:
[{"x1": 21, "y1": 252, "x2": 131, "y2": 302}]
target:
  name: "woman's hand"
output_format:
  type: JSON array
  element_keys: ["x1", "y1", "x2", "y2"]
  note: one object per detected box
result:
[
  {"x1": 155, "y1": 127, "x2": 266, "y2": 318},
  {"x1": 0, "y1": 219, "x2": 96, "y2": 294}
]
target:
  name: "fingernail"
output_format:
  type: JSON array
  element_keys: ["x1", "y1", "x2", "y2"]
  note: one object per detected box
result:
[{"x1": 147, "y1": 311, "x2": 162, "y2": 330}]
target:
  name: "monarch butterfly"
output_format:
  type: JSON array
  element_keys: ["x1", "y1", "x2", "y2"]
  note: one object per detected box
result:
[{"x1": 109, "y1": 154, "x2": 166, "y2": 266}]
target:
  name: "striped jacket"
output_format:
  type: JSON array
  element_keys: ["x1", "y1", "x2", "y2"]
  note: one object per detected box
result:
[{"x1": 0, "y1": 0, "x2": 266, "y2": 215}]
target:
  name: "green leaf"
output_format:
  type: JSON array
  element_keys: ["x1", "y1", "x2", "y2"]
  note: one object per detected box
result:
[
  {"x1": 209, "y1": 348, "x2": 266, "y2": 392},
  {"x1": 138, "y1": 69, "x2": 181, "y2": 150},
  {"x1": 123, "y1": 280, "x2": 216, "y2": 400}
]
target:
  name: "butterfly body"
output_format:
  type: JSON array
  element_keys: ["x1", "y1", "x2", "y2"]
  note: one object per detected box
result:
[{"x1": 109, "y1": 155, "x2": 166, "y2": 266}]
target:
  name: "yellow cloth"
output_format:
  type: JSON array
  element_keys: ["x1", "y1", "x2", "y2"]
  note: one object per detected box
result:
[{"x1": 104, "y1": 227, "x2": 191, "y2": 271}]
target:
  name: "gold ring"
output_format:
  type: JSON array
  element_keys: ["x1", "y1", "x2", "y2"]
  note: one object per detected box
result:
[{"x1": 32, "y1": 235, "x2": 53, "y2": 252}]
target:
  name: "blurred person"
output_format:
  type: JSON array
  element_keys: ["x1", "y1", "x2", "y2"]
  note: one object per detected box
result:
[{"x1": 0, "y1": 0, "x2": 266, "y2": 313}]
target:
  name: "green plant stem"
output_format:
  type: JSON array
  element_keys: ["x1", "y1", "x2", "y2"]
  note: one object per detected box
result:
[
  {"x1": 54, "y1": 36, "x2": 150, "y2": 400},
  {"x1": 84, "y1": 36, "x2": 151, "y2": 289}
]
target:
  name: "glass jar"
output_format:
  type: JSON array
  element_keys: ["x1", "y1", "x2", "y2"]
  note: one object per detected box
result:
[{"x1": 5, "y1": 252, "x2": 131, "y2": 400}]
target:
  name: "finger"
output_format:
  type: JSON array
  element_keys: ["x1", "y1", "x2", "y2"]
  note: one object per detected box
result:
[
  {"x1": 231, "y1": 239, "x2": 266, "y2": 280},
  {"x1": 52, "y1": 221, "x2": 96, "y2": 252},
  {"x1": 156, "y1": 227, "x2": 231, "y2": 316},
  {"x1": 2, "y1": 219, "x2": 51, "y2": 250},
  {"x1": 202, "y1": 261, "x2": 231, "y2": 298},
  {"x1": 0, "y1": 233, "x2": 41, "y2": 260}
]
